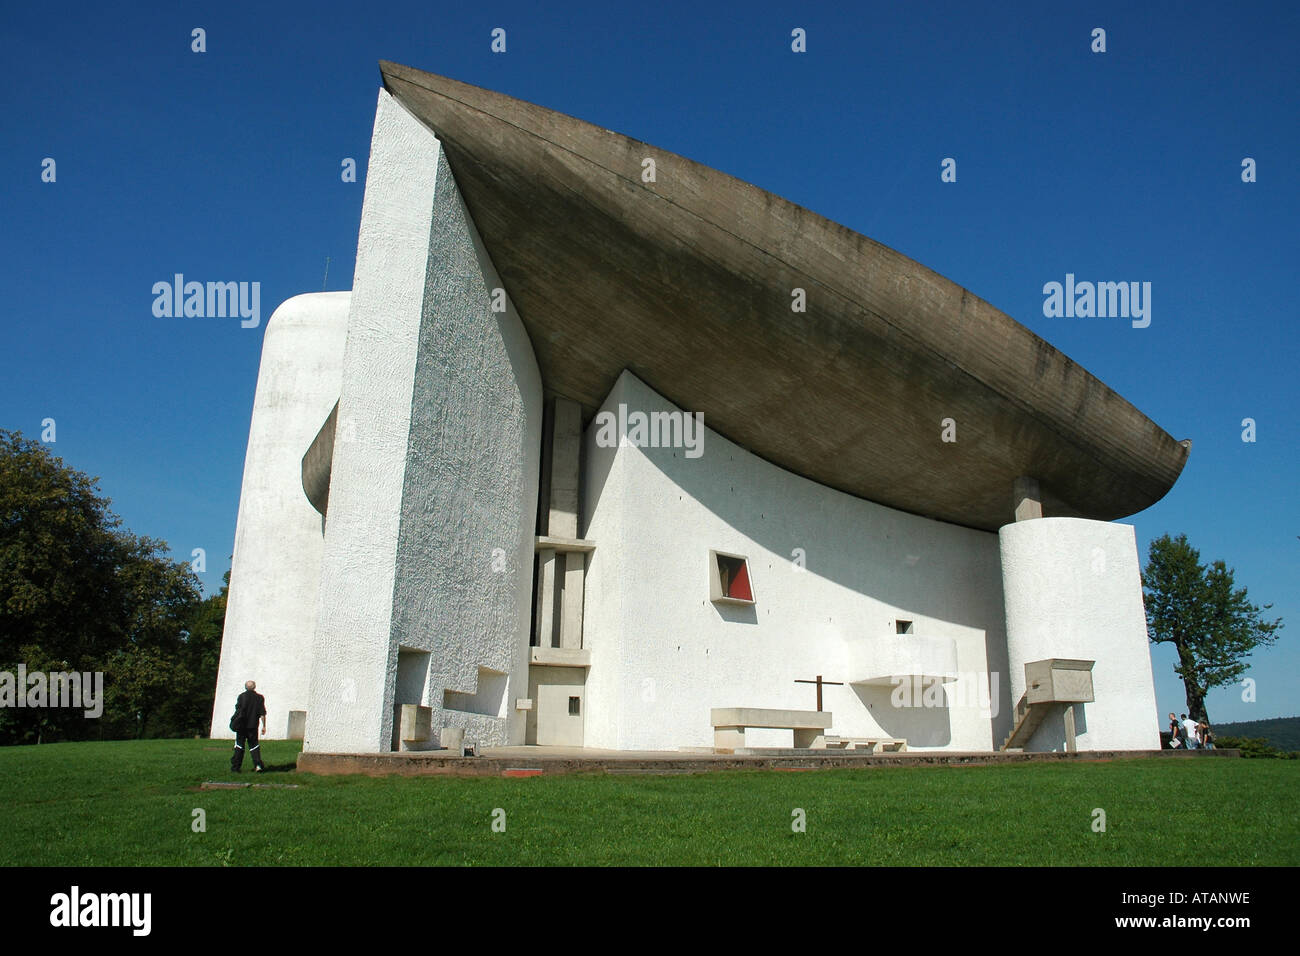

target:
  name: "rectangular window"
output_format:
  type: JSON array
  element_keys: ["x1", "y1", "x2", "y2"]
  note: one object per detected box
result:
[
  {"x1": 568, "y1": 696, "x2": 581, "y2": 716},
  {"x1": 896, "y1": 620, "x2": 914, "y2": 634},
  {"x1": 709, "y1": 550, "x2": 755, "y2": 604}
]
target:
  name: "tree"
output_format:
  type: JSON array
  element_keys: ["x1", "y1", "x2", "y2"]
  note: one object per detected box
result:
[
  {"x1": 1143, "y1": 533, "x2": 1283, "y2": 723},
  {"x1": 0, "y1": 429, "x2": 205, "y2": 744},
  {"x1": 0, "y1": 430, "x2": 130, "y2": 665},
  {"x1": 156, "y1": 569, "x2": 228, "y2": 737},
  {"x1": 103, "y1": 643, "x2": 193, "y2": 739}
]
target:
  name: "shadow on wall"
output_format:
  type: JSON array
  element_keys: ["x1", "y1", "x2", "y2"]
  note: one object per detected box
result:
[
  {"x1": 853, "y1": 683, "x2": 953, "y2": 747},
  {"x1": 1029, "y1": 702, "x2": 1090, "y2": 752},
  {"x1": 714, "y1": 602, "x2": 758, "y2": 625},
  {"x1": 583, "y1": 372, "x2": 1014, "y2": 745}
]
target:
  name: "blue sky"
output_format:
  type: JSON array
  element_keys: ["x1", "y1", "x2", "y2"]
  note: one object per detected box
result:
[{"x1": 2, "y1": 1, "x2": 1295, "y2": 724}]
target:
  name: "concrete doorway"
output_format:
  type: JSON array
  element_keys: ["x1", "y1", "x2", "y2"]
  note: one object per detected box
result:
[
  {"x1": 527, "y1": 664, "x2": 586, "y2": 746},
  {"x1": 537, "y1": 684, "x2": 584, "y2": 746}
]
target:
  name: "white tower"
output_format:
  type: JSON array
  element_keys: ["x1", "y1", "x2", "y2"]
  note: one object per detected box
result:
[{"x1": 209, "y1": 292, "x2": 350, "y2": 738}]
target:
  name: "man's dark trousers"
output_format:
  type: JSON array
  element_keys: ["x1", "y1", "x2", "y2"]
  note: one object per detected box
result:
[{"x1": 232, "y1": 728, "x2": 265, "y2": 771}]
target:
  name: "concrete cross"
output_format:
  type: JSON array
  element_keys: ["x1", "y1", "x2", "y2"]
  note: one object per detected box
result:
[{"x1": 794, "y1": 675, "x2": 843, "y2": 711}]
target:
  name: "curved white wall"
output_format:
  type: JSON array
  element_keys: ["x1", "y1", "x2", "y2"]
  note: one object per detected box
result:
[
  {"x1": 210, "y1": 292, "x2": 351, "y2": 738},
  {"x1": 582, "y1": 371, "x2": 1008, "y2": 751},
  {"x1": 999, "y1": 517, "x2": 1160, "y2": 751},
  {"x1": 847, "y1": 634, "x2": 959, "y2": 686}
]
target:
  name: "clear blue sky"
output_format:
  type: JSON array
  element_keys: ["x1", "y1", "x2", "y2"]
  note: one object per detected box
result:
[{"x1": 2, "y1": 1, "x2": 1295, "y2": 725}]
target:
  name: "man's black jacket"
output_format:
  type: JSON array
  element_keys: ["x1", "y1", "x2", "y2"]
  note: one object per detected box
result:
[{"x1": 232, "y1": 690, "x2": 266, "y2": 732}]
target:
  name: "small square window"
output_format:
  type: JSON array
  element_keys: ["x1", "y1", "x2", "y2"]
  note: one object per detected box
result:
[
  {"x1": 709, "y1": 550, "x2": 755, "y2": 604},
  {"x1": 896, "y1": 620, "x2": 914, "y2": 634},
  {"x1": 568, "y1": 696, "x2": 581, "y2": 716}
]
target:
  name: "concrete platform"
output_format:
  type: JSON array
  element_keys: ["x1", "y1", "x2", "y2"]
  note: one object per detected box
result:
[{"x1": 296, "y1": 746, "x2": 1238, "y2": 778}]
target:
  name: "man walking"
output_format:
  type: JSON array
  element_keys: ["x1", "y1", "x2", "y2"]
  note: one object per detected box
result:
[
  {"x1": 1181, "y1": 713, "x2": 1201, "y2": 750},
  {"x1": 231, "y1": 680, "x2": 268, "y2": 773},
  {"x1": 1167, "y1": 712, "x2": 1182, "y2": 748}
]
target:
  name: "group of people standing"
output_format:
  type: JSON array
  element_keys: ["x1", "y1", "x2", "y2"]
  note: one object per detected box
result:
[{"x1": 1167, "y1": 711, "x2": 1214, "y2": 749}]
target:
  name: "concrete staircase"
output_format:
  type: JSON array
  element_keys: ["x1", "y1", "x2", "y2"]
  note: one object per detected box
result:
[
  {"x1": 1000, "y1": 694, "x2": 1051, "y2": 750},
  {"x1": 1000, "y1": 658, "x2": 1097, "y2": 751}
]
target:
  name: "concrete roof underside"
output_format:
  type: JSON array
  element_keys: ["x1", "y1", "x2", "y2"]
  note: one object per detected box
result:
[{"x1": 380, "y1": 62, "x2": 1189, "y2": 533}]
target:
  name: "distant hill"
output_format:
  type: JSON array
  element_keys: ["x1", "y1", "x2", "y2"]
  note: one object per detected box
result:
[{"x1": 1214, "y1": 716, "x2": 1300, "y2": 751}]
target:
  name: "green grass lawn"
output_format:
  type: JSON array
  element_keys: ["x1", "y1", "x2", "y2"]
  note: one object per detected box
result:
[{"x1": 0, "y1": 739, "x2": 1295, "y2": 866}]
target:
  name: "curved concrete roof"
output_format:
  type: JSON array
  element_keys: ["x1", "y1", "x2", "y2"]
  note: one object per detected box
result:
[{"x1": 379, "y1": 61, "x2": 1189, "y2": 532}]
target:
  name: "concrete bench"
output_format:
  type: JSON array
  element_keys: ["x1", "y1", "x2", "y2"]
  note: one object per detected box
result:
[
  {"x1": 439, "y1": 727, "x2": 466, "y2": 757},
  {"x1": 399, "y1": 705, "x2": 432, "y2": 748},
  {"x1": 711, "y1": 707, "x2": 832, "y2": 751},
  {"x1": 815, "y1": 735, "x2": 907, "y2": 753}
]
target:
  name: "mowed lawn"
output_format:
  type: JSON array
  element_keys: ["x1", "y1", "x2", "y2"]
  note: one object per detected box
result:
[{"x1": 0, "y1": 739, "x2": 1295, "y2": 866}]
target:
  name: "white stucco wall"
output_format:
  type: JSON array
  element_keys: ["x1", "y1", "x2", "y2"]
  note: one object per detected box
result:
[
  {"x1": 304, "y1": 89, "x2": 540, "y2": 753},
  {"x1": 304, "y1": 89, "x2": 436, "y2": 753},
  {"x1": 385, "y1": 145, "x2": 542, "y2": 751},
  {"x1": 210, "y1": 292, "x2": 351, "y2": 739},
  {"x1": 581, "y1": 371, "x2": 1009, "y2": 751},
  {"x1": 999, "y1": 517, "x2": 1160, "y2": 751}
]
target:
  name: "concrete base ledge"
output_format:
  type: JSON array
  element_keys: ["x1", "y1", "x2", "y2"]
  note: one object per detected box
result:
[{"x1": 297, "y1": 747, "x2": 1238, "y2": 778}]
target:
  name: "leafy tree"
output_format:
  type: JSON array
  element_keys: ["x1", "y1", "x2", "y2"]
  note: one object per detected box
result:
[
  {"x1": 102, "y1": 643, "x2": 193, "y2": 739},
  {"x1": 0, "y1": 429, "x2": 206, "y2": 744},
  {"x1": 1, "y1": 430, "x2": 128, "y2": 665},
  {"x1": 1143, "y1": 533, "x2": 1283, "y2": 723},
  {"x1": 156, "y1": 570, "x2": 228, "y2": 737},
  {"x1": 0, "y1": 643, "x2": 85, "y2": 745}
]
